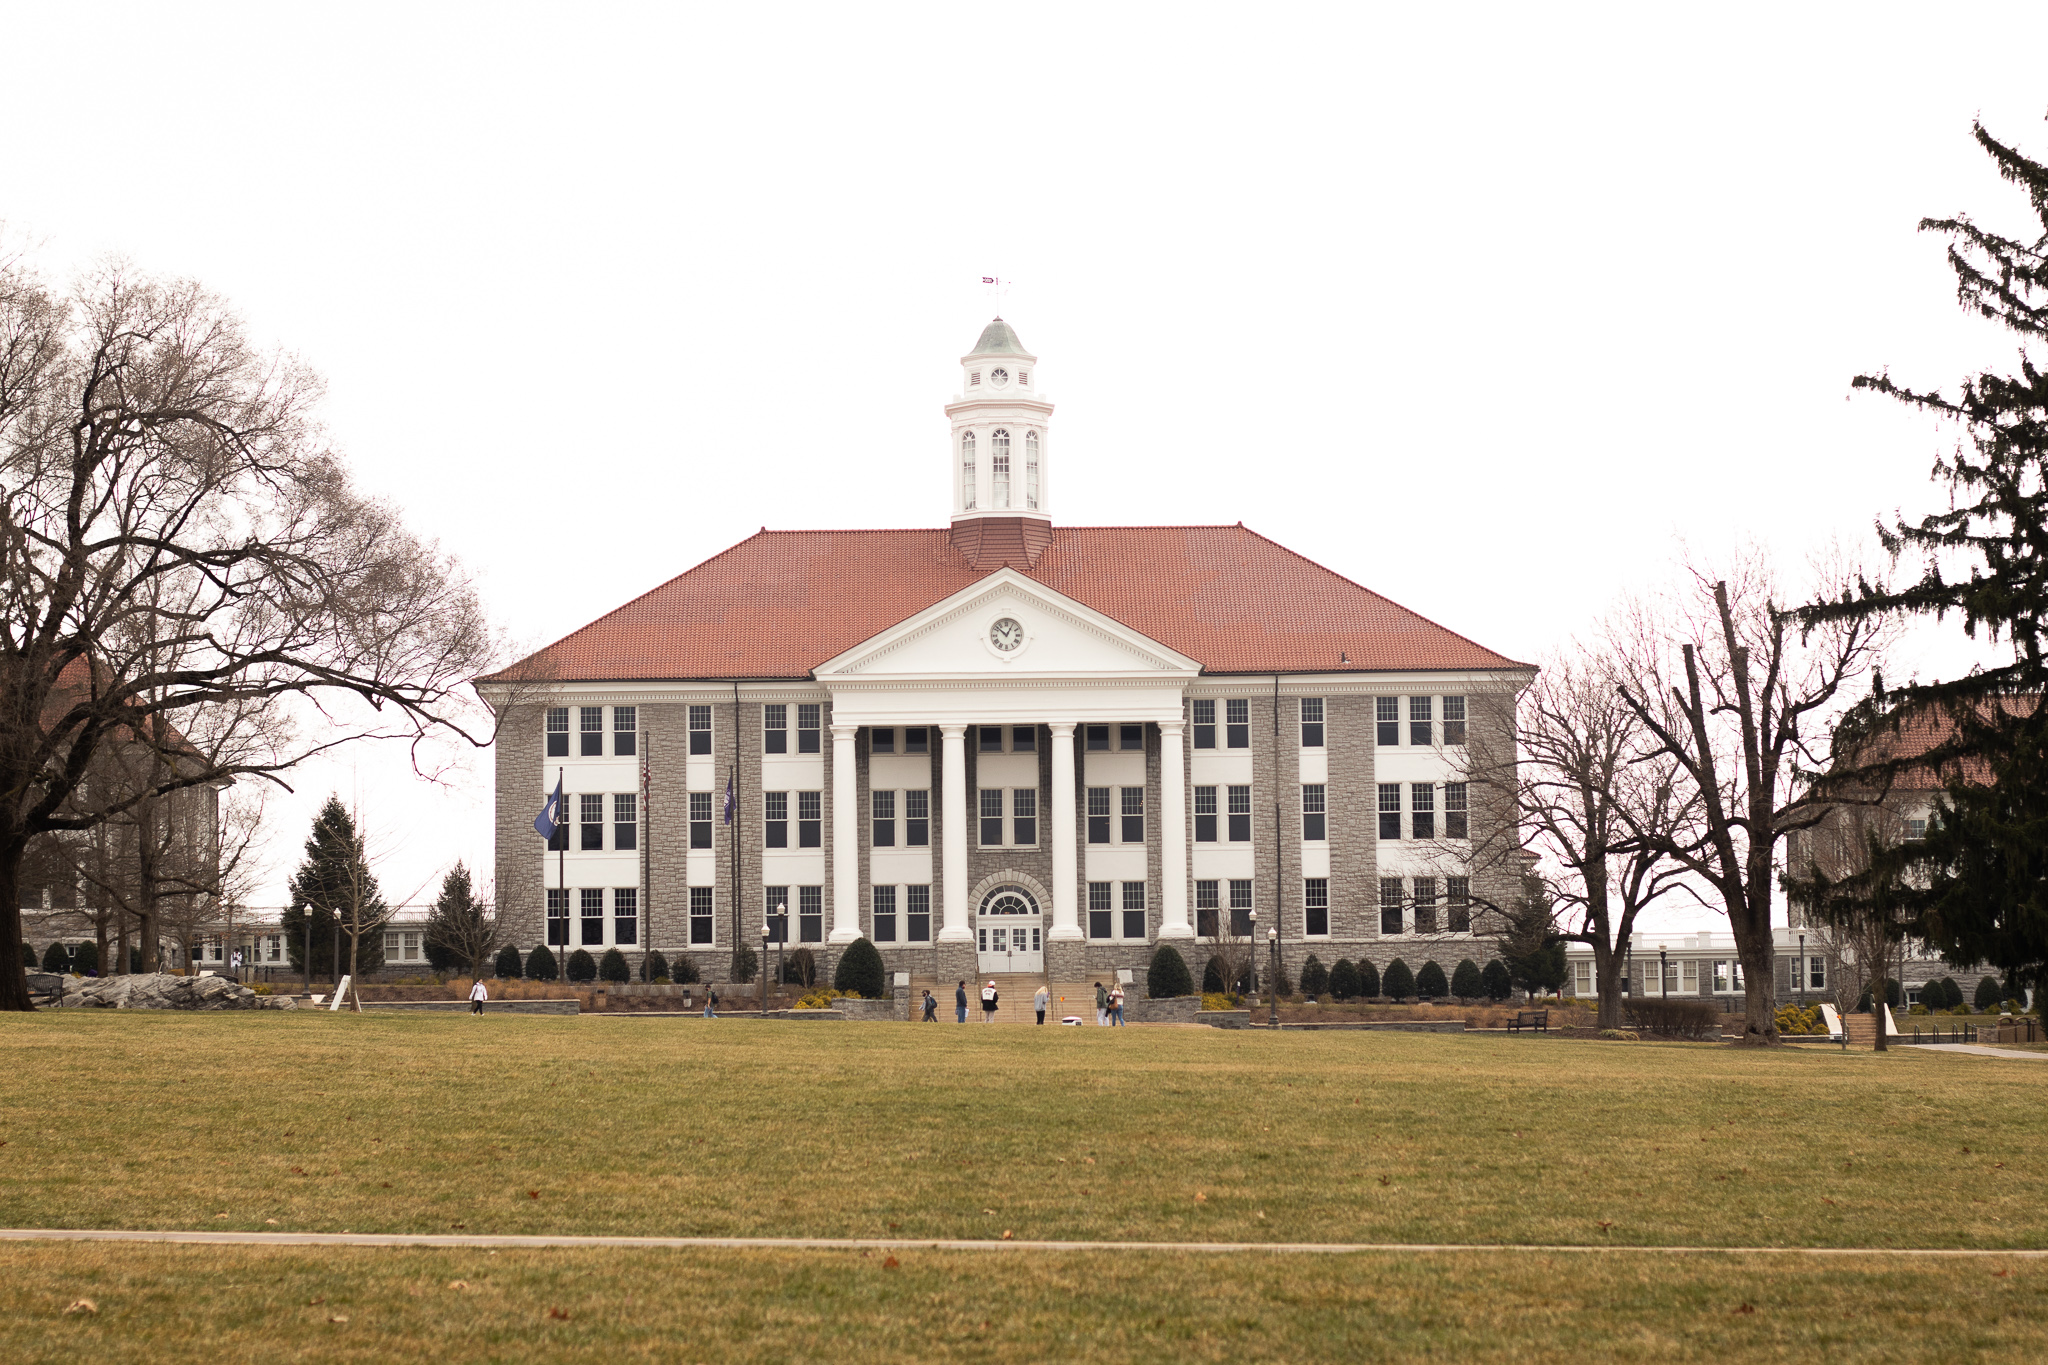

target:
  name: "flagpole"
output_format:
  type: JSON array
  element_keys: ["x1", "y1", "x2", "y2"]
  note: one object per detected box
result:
[{"x1": 557, "y1": 765, "x2": 564, "y2": 981}]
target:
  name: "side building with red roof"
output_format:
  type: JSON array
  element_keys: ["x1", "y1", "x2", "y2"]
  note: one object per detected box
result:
[{"x1": 476, "y1": 320, "x2": 1535, "y2": 1002}]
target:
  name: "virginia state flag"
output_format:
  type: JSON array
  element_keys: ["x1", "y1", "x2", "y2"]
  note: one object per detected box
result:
[
  {"x1": 535, "y1": 777, "x2": 565, "y2": 842},
  {"x1": 722, "y1": 773, "x2": 735, "y2": 825}
]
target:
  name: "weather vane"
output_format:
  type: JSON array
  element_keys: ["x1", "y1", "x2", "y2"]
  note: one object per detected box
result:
[{"x1": 981, "y1": 275, "x2": 1011, "y2": 302}]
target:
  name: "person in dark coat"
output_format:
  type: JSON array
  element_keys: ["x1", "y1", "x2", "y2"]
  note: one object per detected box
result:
[{"x1": 955, "y1": 980, "x2": 968, "y2": 1023}]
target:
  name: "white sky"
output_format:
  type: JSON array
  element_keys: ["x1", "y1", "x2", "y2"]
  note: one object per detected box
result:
[{"x1": 6, "y1": 2, "x2": 2045, "y2": 932}]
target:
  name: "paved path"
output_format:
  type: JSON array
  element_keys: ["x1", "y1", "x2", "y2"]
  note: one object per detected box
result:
[
  {"x1": 0, "y1": 1229, "x2": 2042, "y2": 1256},
  {"x1": 1916, "y1": 1043, "x2": 2048, "y2": 1060}
]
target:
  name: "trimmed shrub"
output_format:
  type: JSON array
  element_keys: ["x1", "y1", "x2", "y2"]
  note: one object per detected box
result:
[
  {"x1": 729, "y1": 943, "x2": 758, "y2": 985},
  {"x1": 1327, "y1": 958, "x2": 1361, "y2": 1001},
  {"x1": 1856, "y1": 978, "x2": 1903, "y2": 1011},
  {"x1": 1975, "y1": 975, "x2": 2003, "y2": 1011},
  {"x1": 1356, "y1": 957, "x2": 1380, "y2": 1000},
  {"x1": 1481, "y1": 959, "x2": 1512, "y2": 1001},
  {"x1": 1631, "y1": 997, "x2": 1721, "y2": 1040},
  {"x1": 494, "y1": 944, "x2": 524, "y2": 979},
  {"x1": 1298, "y1": 953, "x2": 1329, "y2": 997},
  {"x1": 526, "y1": 945, "x2": 559, "y2": 982},
  {"x1": 598, "y1": 948, "x2": 630, "y2": 983},
  {"x1": 1416, "y1": 961, "x2": 1448, "y2": 1000},
  {"x1": 782, "y1": 946, "x2": 818, "y2": 988},
  {"x1": 1269, "y1": 961, "x2": 1293, "y2": 997},
  {"x1": 41, "y1": 942, "x2": 69, "y2": 972},
  {"x1": 1383, "y1": 959, "x2": 1415, "y2": 1003},
  {"x1": 1451, "y1": 959, "x2": 1484, "y2": 1000},
  {"x1": 671, "y1": 954, "x2": 701, "y2": 985},
  {"x1": 19, "y1": 944, "x2": 34, "y2": 972},
  {"x1": 834, "y1": 938, "x2": 888, "y2": 999},
  {"x1": 640, "y1": 950, "x2": 670, "y2": 983},
  {"x1": 567, "y1": 949, "x2": 597, "y2": 983},
  {"x1": 1202, "y1": 956, "x2": 1226, "y2": 994},
  {"x1": 1147, "y1": 944, "x2": 1194, "y2": 998}
]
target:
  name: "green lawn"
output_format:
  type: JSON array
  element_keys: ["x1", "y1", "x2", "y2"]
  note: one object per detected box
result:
[{"x1": 2, "y1": 1012, "x2": 2043, "y2": 1361}]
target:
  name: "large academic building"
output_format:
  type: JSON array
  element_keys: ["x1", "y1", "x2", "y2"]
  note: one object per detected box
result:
[{"x1": 480, "y1": 320, "x2": 1533, "y2": 992}]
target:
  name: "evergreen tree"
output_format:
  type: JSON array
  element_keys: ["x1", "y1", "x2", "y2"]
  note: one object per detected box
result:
[
  {"x1": 567, "y1": 948, "x2": 597, "y2": 982},
  {"x1": 1356, "y1": 957, "x2": 1381, "y2": 1000},
  {"x1": 1975, "y1": 975, "x2": 2003, "y2": 1010},
  {"x1": 282, "y1": 797, "x2": 386, "y2": 981},
  {"x1": 1383, "y1": 959, "x2": 1415, "y2": 1002},
  {"x1": 1147, "y1": 944, "x2": 1194, "y2": 998},
  {"x1": 494, "y1": 944, "x2": 524, "y2": 980},
  {"x1": 1416, "y1": 961, "x2": 1449, "y2": 1000},
  {"x1": 833, "y1": 938, "x2": 888, "y2": 999},
  {"x1": 1298, "y1": 953, "x2": 1329, "y2": 997},
  {"x1": 424, "y1": 861, "x2": 495, "y2": 977},
  {"x1": 1799, "y1": 121, "x2": 2048, "y2": 1003},
  {"x1": 671, "y1": 954, "x2": 701, "y2": 985},
  {"x1": 1202, "y1": 956, "x2": 1226, "y2": 993},
  {"x1": 40, "y1": 942, "x2": 68, "y2": 972},
  {"x1": 1326, "y1": 959, "x2": 1360, "y2": 1001},
  {"x1": 640, "y1": 950, "x2": 670, "y2": 982},
  {"x1": 1451, "y1": 959, "x2": 1485, "y2": 1000},
  {"x1": 597, "y1": 948, "x2": 629, "y2": 983},
  {"x1": 1481, "y1": 959, "x2": 1512, "y2": 1001},
  {"x1": 526, "y1": 944, "x2": 558, "y2": 981}
]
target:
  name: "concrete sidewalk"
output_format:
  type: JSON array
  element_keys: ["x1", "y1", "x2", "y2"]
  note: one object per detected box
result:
[{"x1": 1914, "y1": 1043, "x2": 2048, "y2": 1061}]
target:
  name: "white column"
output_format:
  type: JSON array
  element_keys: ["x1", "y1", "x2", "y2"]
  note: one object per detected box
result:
[
  {"x1": 938, "y1": 724, "x2": 972, "y2": 941},
  {"x1": 829, "y1": 724, "x2": 861, "y2": 942},
  {"x1": 1048, "y1": 721, "x2": 1081, "y2": 941},
  {"x1": 1157, "y1": 718, "x2": 1192, "y2": 939}
]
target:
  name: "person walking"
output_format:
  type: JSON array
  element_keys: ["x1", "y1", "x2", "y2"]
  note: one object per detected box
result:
[
  {"x1": 955, "y1": 980, "x2": 968, "y2": 1024},
  {"x1": 922, "y1": 989, "x2": 938, "y2": 1022},
  {"x1": 703, "y1": 987, "x2": 719, "y2": 1020},
  {"x1": 981, "y1": 979, "x2": 999, "y2": 1022},
  {"x1": 1109, "y1": 980, "x2": 1126, "y2": 1027},
  {"x1": 1034, "y1": 982, "x2": 1049, "y2": 1025},
  {"x1": 469, "y1": 977, "x2": 488, "y2": 1016},
  {"x1": 1094, "y1": 980, "x2": 1109, "y2": 1026}
]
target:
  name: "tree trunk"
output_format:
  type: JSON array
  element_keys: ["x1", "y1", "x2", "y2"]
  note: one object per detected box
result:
[
  {"x1": 1870, "y1": 955, "x2": 1889, "y2": 1053},
  {"x1": 0, "y1": 848, "x2": 32, "y2": 1011},
  {"x1": 1736, "y1": 937, "x2": 1777, "y2": 1044}
]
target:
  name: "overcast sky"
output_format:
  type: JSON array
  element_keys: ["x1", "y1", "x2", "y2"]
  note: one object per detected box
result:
[{"x1": 7, "y1": 2, "x2": 2046, "y2": 932}]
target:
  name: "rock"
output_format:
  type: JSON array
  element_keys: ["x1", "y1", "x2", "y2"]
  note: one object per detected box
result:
[{"x1": 55, "y1": 972, "x2": 276, "y2": 1011}]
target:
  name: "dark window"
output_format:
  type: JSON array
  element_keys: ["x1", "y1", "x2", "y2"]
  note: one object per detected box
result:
[
  {"x1": 1227, "y1": 785, "x2": 1251, "y2": 842},
  {"x1": 798, "y1": 791, "x2": 822, "y2": 848},
  {"x1": 1013, "y1": 788, "x2": 1037, "y2": 845},
  {"x1": 1120, "y1": 787, "x2": 1144, "y2": 844},
  {"x1": 1379, "y1": 784, "x2": 1401, "y2": 839},
  {"x1": 614, "y1": 793, "x2": 637, "y2": 851},
  {"x1": 906, "y1": 789, "x2": 930, "y2": 846},
  {"x1": 873, "y1": 885, "x2": 897, "y2": 942},
  {"x1": 799, "y1": 885, "x2": 823, "y2": 944},
  {"x1": 872, "y1": 726, "x2": 895, "y2": 754},
  {"x1": 763, "y1": 703, "x2": 787, "y2": 753},
  {"x1": 980, "y1": 789, "x2": 1004, "y2": 846},
  {"x1": 1194, "y1": 785, "x2": 1217, "y2": 843},
  {"x1": 1302, "y1": 784, "x2": 1326, "y2": 842},
  {"x1": 1120, "y1": 723, "x2": 1144, "y2": 751},
  {"x1": 546, "y1": 707, "x2": 569, "y2": 758},
  {"x1": 1443, "y1": 695, "x2": 1467, "y2": 747},
  {"x1": 872, "y1": 789, "x2": 896, "y2": 847},
  {"x1": 979, "y1": 725, "x2": 1005, "y2": 753},
  {"x1": 1300, "y1": 697, "x2": 1324, "y2": 748},
  {"x1": 1413, "y1": 878, "x2": 1438, "y2": 934},
  {"x1": 1012, "y1": 725, "x2": 1036, "y2": 753},
  {"x1": 905, "y1": 727, "x2": 929, "y2": 754},
  {"x1": 580, "y1": 794, "x2": 604, "y2": 851},
  {"x1": 1376, "y1": 696, "x2": 1400, "y2": 746},
  {"x1": 764, "y1": 887, "x2": 789, "y2": 943},
  {"x1": 580, "y1": 706, "x2": 605, "y2": 757},
  {"x1": 797, "y1": 703, "x2": 821, "y2": 754},
  {"x1": 1087, "y1": 787, "x2": 1111, "y2": 844},
  {"x1": 1445, "y1": 783, "x2": 1468, "y2": 840},
  {"x1": 764, "y1": 791, "x2": 788, "y2": 849},
  {"x1": 1410, "y1": 695, "x2": 1433, "y2": 747},
  {"x1": 689, "y1": 791, "x2": 712, "y2": 849},
  {"x1": 1087, "y1": 882, "x2": 1112, "y2": 940},
  {"x1": 689, "y1": 705, "x2": 712, "y2": 756},
  {"x1": 1305, "y1": 878, "x2": 1329, "y2": 936},
  {"x1": 1447, "y1": 876, "x2": 1471, "y2": 933},
  {"x1": 1196, "y1": 879, "x2": 1219, "y2": 938},
  {"x1": 1192, "y1": 699, "x2": 1216, "y2": 749},
  {"x1": 613, "y1": 888, "x2": 638, "y2": 945},
  {"x1": 1411, "y1": 783, "x2": 1435, "y2": 840},
  {"x1": 581, "y1": 887, "x2": 604, "y2": 945},
  {"x1": 689, "y1": 886, "x2": 714, "y2": 944},
  {"x1": 1122, "y1": 882, "x2": 1147, "y2": 940},
  {"x1": 1226, "y1": 698, "x2": 1249, "y2": 749},
  {"x1": 1229, "y1": 880, "x2": 1253, "y2": 937},
  {"x1": 547, "y1": 888, "x2": 569, "y2": 946},
  {"x1": 1085, "y1": 724, "x2": 1109, "y2": 751},
  {"x1": 614, "y1": 706, "x2": 637, "y2": 757},
  {"x1": 1380, "y1": 878, "x2": 1404, "y2": 935},
  {"x1": 907, "y1": 885, "x2": 931, "y2": 942}
]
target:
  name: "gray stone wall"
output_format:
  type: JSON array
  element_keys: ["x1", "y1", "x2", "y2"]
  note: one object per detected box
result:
[
  {"x1": 495, "y1": 704, "x2": 544, "y2": 951},
  {"x1": 1325, "y1": 693, "x2": 1378, "y2": 944}
]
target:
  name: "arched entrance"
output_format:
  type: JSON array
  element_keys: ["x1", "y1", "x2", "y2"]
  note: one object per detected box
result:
[{"x1": 976, "y1": 884, "x2": 1043, "y2": 974}]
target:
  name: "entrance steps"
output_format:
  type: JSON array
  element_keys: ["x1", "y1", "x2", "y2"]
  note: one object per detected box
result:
[{"x1": 908, "y1": 972, "x2": 1049, "y2": 1023}]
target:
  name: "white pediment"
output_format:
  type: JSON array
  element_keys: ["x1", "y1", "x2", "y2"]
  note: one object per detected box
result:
[{"x1": 813, "y1": 570, "x2": 1200, "y2": 682}]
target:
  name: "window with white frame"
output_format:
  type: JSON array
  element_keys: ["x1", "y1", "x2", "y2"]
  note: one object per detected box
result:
[
  {"x1": 1012, "y1": 788, "x2": 1037, "y2": 845},
  {"x1": 961, "y1": 431, "x2": 976, "y2": 508},
  {"x1": 548, "y1": 888, "x2": 569, "y2": 945},
  {"x1": 1196, "y1": 879, "x2": 1219, "y2": 938},
  {"x1": 690, "y1": 886, "x2": 714, "y2": 944},
  {"x1": 1228, "y1": 879, "x2": 1253, "y2": 936},
  {"x1": 1087, "y1": 882, "x2": 1112, "y2": 939},
  {"x1": 580, "y1": 794, "x2": 605, "y2": 851},
  {"x1": 764, "y1": 887, "x2": 789, "y2": 943},
  {"x1": 1412, "y1": 877, "x2": 1438, "y2": 932},
  {"x1": 1376, "y1": 696, "x2": 1400, "y2": 745},
  {"x1": 1121, "y1": 882, "x2": 1146, "y2": 939},
  {"x1": 1087, "y1": 787, "x2": 1110, "y2": 843},
  {"x1": 980, "y1": 789, "x2": 1004, "y2": 846},
  {"x1": 1682, "y1": 959, "x2": 1699, "y2": 991},
  {"x1": 1192, "y1": 698, "x2": 1216, "y2": 748},
  {"x1": 689, "y1": 705, "x2": 712, "y2": 756},
  {"x1": 1410, "y1": 784, "x2": 1435, "y2": 840},
  {"x1": 799, "y1": 885, "x2": 822, "y2": 943},
  {"x1": 1574, "y1": 960, "x2": 1592, "y2": 995},
  {"x1": 1227, "y1": 785, "x2": 1251, "y2": 841},
  {"x1": 873, "y1": 885, "x2": 898, "y2": 941},
  {"x1": 765, "y1": 791, "x2": 788, "y2": 848},
  {"x1": 1300, "y1": 697, "x2": 1324, "y2": 747},
  {"x1": 1120, "y1": 787, "x2": 1144, "y2": 843},
  {"x1": 1409, "y1": 696, "x2": 1433, "y2": 746},
  {"x1": 546, "y1": 706, "x2": 569, "y2": 757},
  {"x1": 1447, "y1": 876, "x2": 1471, "y2": 932},
  {"x1": 906, "y1": 789, "x2": 930, "y2": 846},
  {"x1": 1119, "y1": 723, "x2": 1144, "y2": 752},
  {"x1": 1025, "y1": 430, "x2": 1040, "y2": 508},
  {"x1": 797, "y1": 791, "x2": 821, "y2": 847},
  {"x1": 614, "y1": 794, "x2": 637, "y2": 851},
  {"x1": 1195, "y1": 786, "x2": 1217, "y2": 842},
  {"x1": 1226, "y1": 698, "x2": 1250, "y2": 748},
  {"x1": 764, "y1": 704, "x2": 787, "y2": 754},
  {"x1": 1445, "y1": 783, "x2": 1469, "y2": 840},
  {"x1": 614, "y1": 888, "x2": 638, "y2": 946},
  {"x1": 580, "y1": 887, "x2": 604, "y2": 945},
  {"x1": 689, "y1": 791, "x2": 713, "y2": 849},
  {"x1": 797, "y1": 704, "x2": 821, "y2": 754},
  {"x1": 992, "y1": 429, "x2": 1011, "y2": 507},
  {"x1": 1304, "y1": 878, "x2": 1329, "y2": 936},
  {"x1": 614, "y1": 706, "x2": 637, "y2": 756},
  {"x1": 1443, "y1": 695, "x2": 1467, "y2": 746},
  {"x1": 1380, "y1": 877, "x2": 1404, "y2": 935},
  {"x1": 1808, "y1": 956, "x2": 1827, "y2": 989},
  {"x1": 907, "y1": 884, "x2": 931, "y2": 942},
  {"x1": 1378, "y1": 784, "x2": 1401, "y2": 839},
  {"x1": 580, "y1": 706, "x2": 604, "y2": 756},
  {"x1": 870, "y1": 726, "x2": 894, "y2": 754},
  {"x1": 1302, "y1": 785, "x2": 1326, "y2": 841},
  {"x1": 872, "y1": 790, "x2": 895, "y2": 847}
]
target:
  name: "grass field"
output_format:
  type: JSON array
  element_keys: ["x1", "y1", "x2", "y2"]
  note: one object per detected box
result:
[{"x1": 2, "y1": 1012, "x2": 2043, "y2": 1361}]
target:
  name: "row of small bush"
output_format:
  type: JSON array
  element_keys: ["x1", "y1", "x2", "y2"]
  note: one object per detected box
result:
[
  {"x1": 1145, "y1": 946, "x2": 1518, "y2": 1004},
  {"x1": 1774, "y1": 1003, "x2": 1828, "y2": 1036},
  {"x1": 1857, "y1": 975, "x2": 2030, "y2": 1015}
]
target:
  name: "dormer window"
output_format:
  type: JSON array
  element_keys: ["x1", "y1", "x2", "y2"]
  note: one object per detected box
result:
[
  {"x1": 969, "y1": 371, "x2": 980, "y2": 386},
  {"x1": 991, "y1": 429, "x2": 1011, "y2": 508},
  {"x1": 961, "y1": 431, "x2": 976, "y2": 509},
  {"x1": 1025, "y1": 430, "x2": 1040, "y2": 509}
]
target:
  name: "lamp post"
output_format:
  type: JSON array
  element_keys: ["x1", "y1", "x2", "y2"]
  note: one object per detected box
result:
[
  {"x1": 775, "y1": 901, "x2": 788, "y2": 1004},
  {"x1": 1797, "y1": 931, "x2": 1806, "y2": 1007},
  {"x1": 760, "y1": 922, "x2": 771, "y2": 1013},
  {"x1": 1659, "y1": 944, "x2": 1668, "y2": 1000},
  {"x1": 1246, "y1": 907, "x2": 1259, "y2": 1001},
  {"x1": 1267, "y1": 928, "x2": 1279, "y2": 1028}
]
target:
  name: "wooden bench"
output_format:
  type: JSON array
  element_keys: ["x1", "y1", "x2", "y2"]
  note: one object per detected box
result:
[{"x1": 1507, "y1": 1009, "x2": 1548, "y2": 1034}]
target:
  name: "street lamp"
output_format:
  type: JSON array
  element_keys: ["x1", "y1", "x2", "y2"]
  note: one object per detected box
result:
[
  {"x1": 1797, "y1": 931, "x2": 1806, "y2": 1007},
  {"x1": 760, "y1": 922, "x2": 772, "y2": 1013},
  {"x1": 1246, "y1": 908, "x2": 1259, "y2": 1000},
  {"x1": 775, "y1": 901, "x2": 788, "y2": 1003},
  {"x1": 1267, "y1": 928, "x2": 1279, "y2": 1028},
  {"x1": 1659, "y1": 944, "x2": 1668, "y2": 1000}
]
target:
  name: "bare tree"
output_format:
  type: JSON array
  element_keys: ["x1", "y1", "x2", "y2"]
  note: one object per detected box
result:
[
  {"x1": 1616, "y1": 550, "x2": 1891, "y2": 1044},
  {"x1": 0, "y1": 255, "x2": 504, "y2": 1010}
]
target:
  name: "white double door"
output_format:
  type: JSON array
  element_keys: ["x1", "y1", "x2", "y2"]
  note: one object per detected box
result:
[{"x1": 976, "y1": 885, "x2": 1043, "y2": 974}]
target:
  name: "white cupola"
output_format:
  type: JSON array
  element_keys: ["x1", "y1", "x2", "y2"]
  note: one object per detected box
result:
[{"x1": 945, "y1": 319, "x2": 1053, "y2": 566}]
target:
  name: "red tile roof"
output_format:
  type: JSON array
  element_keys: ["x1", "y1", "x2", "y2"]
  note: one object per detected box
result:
[{"x1": 484, "y1": 524, "x2": 1529, "y2": 683}]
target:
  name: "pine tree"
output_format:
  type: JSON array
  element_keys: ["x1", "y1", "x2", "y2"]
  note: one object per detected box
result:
[
  {"x1": 425, "y1": 862, "x2": 495, "y2": 977},
  {"x1": 1382, "y1": 959, "x2": 1415, "y2": 1003},
  {"x1": 833, "y1": 938, "x2": 887, "y2": 999},
  {"x1": 1356, "y1": 957, "x2": 1381, "y2": 1000},
  {"x1": 1481, "y1": 959, "x2": 1512, "y2": 1001},
  {"x1": 493, "y1": 944, "x2": 524, "y2": 980},
  {"x1": 598, "y1": 948, "x2": 630, "y2": 983},
  {"x1": 526, "y1": 944, "x2": 558, "y2": 982},
  {"x1": 1326, "y1": 959, "x2": 1360, "y2": 1001},
  {"x1": 1451, "y1": 959, "x2": 1485, "y2": 1000},
  {"x1": 567, "y1": 949, "x2": 597, "y2": 983},
  {"x1": 282, "y1": 796, "x2": 386, "y2": 982},
  {"x1": 1146, "y1": 944, "x2": 1194, "y2": 998},
  {"x1": 1298, "y1": 953, "x2": 1329, "y2": 997},
  {"x1": 1416, "y1": 961, "x2": 1449, "y2": 1000},
  {"x1": 1799, "y1": 120, "x2": 2048, "y2": 1002}
]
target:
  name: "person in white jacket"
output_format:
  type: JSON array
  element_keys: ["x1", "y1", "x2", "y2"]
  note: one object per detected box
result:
[
  {"x1": 1033, "y1": 983, "x2": 1050, "y2": 1025},
  {"x1": 469, "y1": 978, "x2": 489, "y2": 1016}
]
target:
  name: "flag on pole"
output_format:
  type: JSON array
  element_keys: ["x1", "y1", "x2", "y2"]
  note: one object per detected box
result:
[
  {"x1": 534, "y1": 777, "x2": 564, "y2": 842},
  {"x1": 723, "y1": 772, "x2": 736, "y2": 825}
]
